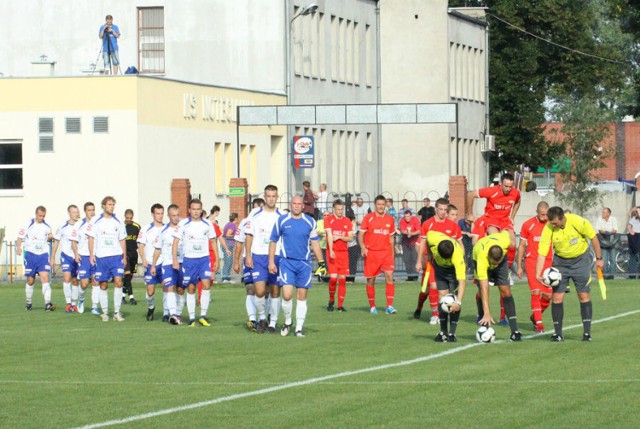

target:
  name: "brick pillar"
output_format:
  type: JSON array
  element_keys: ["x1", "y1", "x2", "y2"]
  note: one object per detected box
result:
[
  {"x1": 171, "y1": 178, "x2": 191, "y2": 218},
  {"x1": 449, "y1": 175, "x2": 468, "y2": 215},
  {"x1": 229, "y1": 177, "x2": 249, "y2": 220}
]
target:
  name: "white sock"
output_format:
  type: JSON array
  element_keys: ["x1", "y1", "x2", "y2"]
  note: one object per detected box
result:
[
  {"x1": 63, "y1": 282, "x2": 72, "y2": 304},
  {"x1": 176, "y1": 293, "x2": 185, "y2": 316},
  {"x1": 163, "y1": 291, "x2": 169, "y2": 315},
  {"x1": 25, "y1": 283, "x2": 34, "y2": 304},
  {"x1": 245, "y1": 295, "x2": 256, "y2": 321},
  {"x1": 186, "y1": 293, "x2": 196, "y2": 319},
  {"x1": 42, "y1": 283, "x2": 52, "y2": 303},
  {"x1": 166, "y1": 292, "x2": 177, "y2": 315},
  {"x1": 91, "y1": 285, "x2": 100, "y2": 307},
  {"x1": 99, "y1": 289, "x2": 108, "y2": 314},
  {"x1": 146, "y1": 293, "x2": 155, "y2": 309},
  {"x1": 200, "y1": 290, "x2": 211, "y2": 317},
  {"x1": 255, "y1": 296, "x2": 266, "y2": 321},
  {"x1": 282, "y1": 298, "x2": 293, "y2": 325},
  {"x1": 79, "y1": 286, "x2": 86, "y2": 301},
  {"x1": 269, "y1": 295, "x2": 280, "y2": 328},
  {"x1": 71, "y1": 285, "x2": 79, "y2": 305},
  {"x1": 296, "y1": 299, "x2": 307, "y2": 332},
  {"x1": 114, "y1": 288, "x2": 123, "y2": 314}
]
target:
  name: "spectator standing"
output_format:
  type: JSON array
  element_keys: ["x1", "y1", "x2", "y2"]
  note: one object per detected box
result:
[
  {"x1": 399, "y1": 199, "x2": 415, "y2": 217},
  {"x1": 316, "y1": 211, "x2": 330, "y2": 261},
  {"x1": 386, "y1": 198, "x2": 398, "y2": 223},
  {"x1": 398, "y1": 210, "x2": 421, "y2": 281},
  {"x1": 316, "y1": 183, "x2": 330, "y2": 214},
  {"x1": 596, "y1": 207, "x2": 618, "y2": 279},
  {"x1": 459, "y1": 214, "x2": 475, "y2": 276},
  {"x1": 302, "y1": 181, "x2": 316, "y2": 218},
  {"x1": 221, "y1": 213, "x2": 239, "y2": 283},
  {"x1": 352, "y1": 197, "x2": 370, "y2": 228},
  {"x1": 98, "y1": 15, "x2": 121, "y2": 75},
  {"x1": 417, "y1": 198, "x2": 436, "y2": 224},
  {"x1": 627, "y1": 206, "x2": 640, "y2": 278},
  {"x1": 346, "y1": 214, "x2": 359, "y2": 279}
]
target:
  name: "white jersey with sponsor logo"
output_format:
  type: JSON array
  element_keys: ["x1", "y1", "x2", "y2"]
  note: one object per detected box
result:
[
  {"x1": 155, "y1": 222, "x2": 184, "y2": 264},
  {"x1": 172, "y1": 217, "x2": 215, "y2": 259},
  {"x1": 245, "y1": 207, "x2": 283, "y2": 256},
  {"x1": 54, "y1": 221, "x2": 79, "y2": 258},
  {"x1": 70, "y1": 217, "x2": 93, "y2": 256},
  {"x1": 17, "y1": 219, "x2": 52, "y2": 255},
  {"x1": 87, "y1": 214, "x2": 126, "y2": 258},
  {"x1": 137, "y1": 222, "x2": 164, "y2": 265}
]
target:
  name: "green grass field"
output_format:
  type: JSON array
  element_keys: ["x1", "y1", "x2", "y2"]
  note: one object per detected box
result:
[{"x1": 1, "y1": 278, "x2": 638, "y2": 429}]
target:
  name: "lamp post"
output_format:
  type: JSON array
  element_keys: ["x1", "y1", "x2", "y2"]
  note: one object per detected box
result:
[{"x1": 286, "y1": 2, "x2": 318, "y2": 199}]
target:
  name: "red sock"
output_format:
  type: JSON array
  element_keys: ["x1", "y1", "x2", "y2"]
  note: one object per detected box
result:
[
  {"x1": 429, "y1": 287, "x2": 439, "y2": 316},
  {"x1": 328, "y1": 277, "x2": 337, "y2": 303},
  {"x1": 540, "y1": 294, "x2": 551, "y2": 314},
  {"x1": 531, "y1": 293, "x2": 542, "y2": 324},
  {"x1": 366, "y1": 285, "x2": 376, "y2": 308},
  {"x1": 197, "y1": 281, "x2": 202, "y2": 304},
  {"x1": 337, "y1": 278, "x2": 347, "y2": 307},
  {"x1": 499, "y1": 296, "x2": 506, "y2": 320},
  {"x1": 386, "y1": 283, "x2": 395, "y2": 307},
  {"x1": 417, "y1": 292, "x2": 428, "y2": 310},
  {"x1": 507, "y1": 246, "x2": 516, "y2": 268}
]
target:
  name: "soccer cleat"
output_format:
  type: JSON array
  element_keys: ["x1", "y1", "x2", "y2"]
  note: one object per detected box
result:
[
  {"x1": 198, "y1": 317, "x2": 211, "y2": 327},
  {"x1": 100, "y1": 313, "x2": 109, "y2": 322},
  {"x1": 370, "y1": 307, "x2": 379, "y2": 315},
  {"x1": 582, "y1": 333, "x2": 592, "y2": 342},
  {"x1": 327, "y1": 301, "x2": 335, "y2": 312},
  {"x1": 413, "y1": 308, "x2": 422, "y2": 319},
  {"x1": 499, "y1": 318, "x2": 509, "y2": 327},
  {"x1": 71, "y1": 305, "x2": 79, "y2": 313},
  {"x1": 510, "y1": 331, "x2": 522, "y2": 342},
  {"x1": 91, "y1": 307, "x2": 100, "y2": 316},
  {"x1": 45, "y1": 303, "x2": 56, "y2": 312},
  {"x1": 189, "y1": 319, "x2": 197, "y2": 327},
  {"x1": 448, "y1": 333, "x2": 458, "y2": 343},
  {"x1": 434, "y1": 331, "x2": 449, "y2": 343},
  {"x1": 534, "y1": 324, "x2": 545, "y2": 333},
  {"x1": 429, "y1": 315, "x2": 439, "y2": 325},
  {"x1": 65, "y1": 304, "x2": 73, "y2": 313},
  {"x1": 121, "y1": 297, "x2": 128, "y2": 305},
  {"x1": 256, "y1": 319, "x2": 267, "y2": 334},
  {"x1": 25, "y1": 303, "x2": 33, "y2": 311},
  {"x1": 337, "y1": 306, "x2": 347, "y2": 312},
  {"x1": 246, "y1": 320, "x2": 257, "y2": 331},
  {"x1": 280, "y1": 323, "x2": 292, "y2": 337},
  {"x1": 385, "y1": 306, "x2": 397, "y2": 314},
  {"x1": 162, "y1": 314, "x2": 170, "y2": 323},
  {"x1": 113, "y1": 313, "x2": 125, "y2": 322},
  {"x1": 129, "y1": 297, "x2": 138, "y2": 305},
  {"x1": 267, "y1": 326, "x2": 276, "y2": 334},
  {"x1": 77, "y1": 300, "x2": 85, "y2": 314},
  {"x1": 169, "y1": 315, "x2": 182, "y2": 325},
  {"x1": 294, "y1": 330, "x2": 305, "y2": 337},
  {"x1": 550, "y1": 334, "x2": 564, "y2": 342},
  {"x1": 146, "y1": 307, "x2": 155, "y2": 321}
]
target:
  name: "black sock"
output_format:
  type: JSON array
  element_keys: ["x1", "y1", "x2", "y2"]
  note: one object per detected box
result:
[
  {"x1": 439, "y1": 308, "x2": 448, "y2": 333},
  {"x1": 552, "y1": 302, "x2": 564, "y2": 336},
  {"x1": 502, "y1": 296, "x2": 518, "y2": 333},
  {"x1": 123, "y1": 274, "x2": 133, "y2": 296},
  {"x1": 580, "y1": 301, "x2": 592, "y2": 335},
  {"x1": 449, "y1": 310, "x2": 460, "y2": 335}
]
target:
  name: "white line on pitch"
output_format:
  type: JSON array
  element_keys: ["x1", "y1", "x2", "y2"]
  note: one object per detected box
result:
[{"x1": 74, "y1": 308, "x2": 640, "y2": 429}]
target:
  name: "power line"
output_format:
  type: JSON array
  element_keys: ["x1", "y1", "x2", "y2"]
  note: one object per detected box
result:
[{"x1": 487, "y1": 13, "x2": 628, "y2": 66}]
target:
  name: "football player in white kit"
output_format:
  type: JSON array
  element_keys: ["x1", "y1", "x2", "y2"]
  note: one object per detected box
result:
[
  {"x1": 152, "y1": 204, "x2": 184, "y2": 324},
  {"x1": 138, "y1": 203, "x2": 165, "y2": 322},
  {"x1": 17, "y1": 206, "x2": 56, "y2": 311},
  {"x1": 87, "y1": 196, "x2": 127, "y2": 322},
  {"x1": 172, "y1": 199, "x2": 219, "y2": 327},
  {"x1": 70, "y1": 202, "x2": 100, "y2": 314},
  {"x1": 245, "y1": 185, "x2": 284, "y2": 334},
  {"x1": 50, "y1": 204, "x2": 81, "y2": 313}
]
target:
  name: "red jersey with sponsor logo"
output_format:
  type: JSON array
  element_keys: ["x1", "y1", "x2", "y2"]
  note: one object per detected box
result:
[
  {"x1": 519, "y1": 216, "x2": 552, "y2": 262},
  {"x1": 360, "y1": 212, "x2": 395, "y2": 251},
  {"x1": 325, "y1": 215, "x2": 353, "y2": 252},
  {"x1": 477, "y1": 185, "x2": 521, "y2": 220},
  {"x1": 419, "y1": 217, "x2": 462, "y2": 240}
]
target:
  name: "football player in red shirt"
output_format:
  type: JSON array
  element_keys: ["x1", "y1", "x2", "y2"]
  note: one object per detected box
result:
[
  {"x1": 516, "y1": 201, "x2": 553, "y2": 333},
  {"x1": 414, "y1": 198, "x2": 463, "y2": 324},
  {"x1": 325, "y1": 199, "x2": 355, "y2": 312},
  {"x1": 358, "y1": 195, "x2": 397, "y2": 314}
]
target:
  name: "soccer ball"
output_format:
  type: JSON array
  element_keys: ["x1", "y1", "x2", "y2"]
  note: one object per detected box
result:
[
  {"x1": 542, "y1": 267, "x2": 562, "y2": 287},
  {"x1": 439, "y1": 293, "x2": 457, "y2": 314},
  {"x1": 476, "y1": 325, "x2": 496, "y2": 343}
]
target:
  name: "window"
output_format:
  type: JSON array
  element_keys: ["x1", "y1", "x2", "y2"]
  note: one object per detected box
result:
[
  {"x1": 0, "y1": 140, "x2": 23, "y2": 190},
  {"x1": 38, "y1": 118, "x2": 53, "y2": 152},
  {"x1": 66, "y1": 117, "x2": 81, "y2": 134},
  {"x1": 138, "y1": 7, "x2": 165, "y2": 73},
  {"x1": 93, "y1": 116, "x2": 109, "y2": 133}
]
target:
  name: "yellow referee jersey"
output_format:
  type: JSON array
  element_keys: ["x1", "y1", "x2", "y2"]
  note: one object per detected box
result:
[
  {"x1": 538, "y1": 213, "x2": 595, "y2": 259},
  {"x1": 472, "y1": 230, "x2": 511, "y2": 280},
  {"x1": 425, "y1": 230, "x2": 466, "y2": 281}
]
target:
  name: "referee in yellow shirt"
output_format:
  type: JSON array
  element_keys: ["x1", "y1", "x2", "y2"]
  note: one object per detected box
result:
[
  {"x1": 424, "y1": 231, "x2": 467, "y2": 342},
  {"x1": 536, "y1": 207, "x2": 604, "y2": 342},
  {"x1": 473, "y1": 230, "x2": 523, "y2": 341}
]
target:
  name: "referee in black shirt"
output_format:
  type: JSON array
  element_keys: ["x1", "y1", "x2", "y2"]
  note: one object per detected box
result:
[{"x1": 123, "y1": 209, "x2": 140, "y2": 305}]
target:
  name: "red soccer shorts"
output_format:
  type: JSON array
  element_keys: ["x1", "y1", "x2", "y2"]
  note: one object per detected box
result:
[
  {"x1": 364, "y1": 249, "x2": 394, "y2": 278},
  {"x1": 485, "y1": 216, "x2": 515, "y2": 233},
  {"x1": 524, "y1": 258, "x2": 552, "y2": 294},
  {"x1": 328, "y1": 250, "x2": 350, "y2": 276}
]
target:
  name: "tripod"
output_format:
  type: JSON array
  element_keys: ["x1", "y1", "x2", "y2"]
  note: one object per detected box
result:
[{"x1": 96, "y1": 25, "x2": 119, "y2": 75}]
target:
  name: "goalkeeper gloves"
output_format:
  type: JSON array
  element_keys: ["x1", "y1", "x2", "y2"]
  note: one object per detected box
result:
[{"x1": 315, "y1": 260, "x2": 327, "y2": 277}]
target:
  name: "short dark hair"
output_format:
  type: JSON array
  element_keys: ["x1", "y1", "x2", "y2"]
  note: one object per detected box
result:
[
  {"x1": 210, "y1": 205, "x2": 220, "y2": 215},
  {"x1": 264, "y1": 184, "x2": 278, "y2": 193},
  {"x1": 374, "y1": 195, "x2": 386, "y2": 204},
  {"x1": 67, "y1": 204, "x2": 78, "y2": 212},
  {"x1": 189, "y1": 198, "x2": 203, "y2": 208},
  {"x1": 151, "y1": 203, "x2": 164, "y2": 213},
  {"x1": 83, "y1": 202, "x2": 95, "y2": 211},
  {"x1": 229, "y1": 212, "x2": 238, "y2": 221},
  {"x1": 302, "y1": 181, "x2": 310, "y2": 188},
  {"x1": 167, "y1": 204, "x2": 179, "y2": 212},
  {"x1": 438, "y1": 240, "x2": 454, "y2": 259},
  {"x1": 35, "y1": 205, "x2": 46, "y2": 213},
  {"x1": 501, "y1": 173, "x2": 514, "y2": 182},
  {"x1": 333, "y1": 199, "x2": 345, "y2": 207},
  {"x1": 488, "y1": 245, "x2": 503, "y2": 261},
  {"x1": 124, "y1": 209, "x2": 134, "y2": 216},
  {"x1": 401, "y1": 199, "x2": 408, "y2": 203},
  {"x1": 447, "y1": 204, "x2": 457, "y2": 212},
  {"x1": 404, "y1": 210, "x2": 412, "y2": 215},
  {"x1": 547, "y1": 206, "x2": 564, "y2": 221},
  {"x1": 101, "y1": 196, "x2": 115, "y2": 207},
  {"x1": 435, "y1": 198, "x2": 448, "y2": 208},
  {"x1": 253, "y1": 198, "x2": 265, "y2": 207}
]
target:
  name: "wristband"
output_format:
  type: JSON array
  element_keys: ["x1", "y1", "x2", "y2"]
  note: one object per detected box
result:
[{"x1": 596, "y1": 257, "x2": 602, "y2": 260}]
